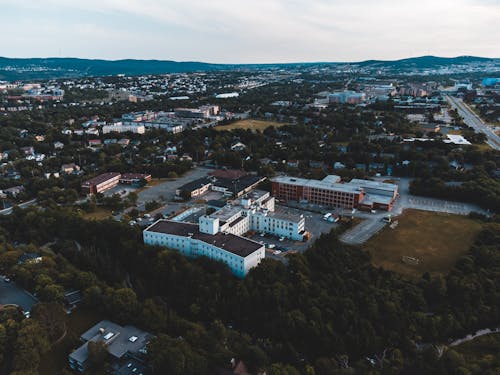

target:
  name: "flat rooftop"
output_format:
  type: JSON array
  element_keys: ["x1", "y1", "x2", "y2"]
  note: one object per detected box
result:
[
  {"x1": 177, "y1": 177, "x2": 212, "y2": 192},
  {"x1": 348, "y1": 179, "x2": 398, "y2": 193},
  {"x1": 145, "y1": 220, "x2": 263, "y2": 258},
  {"x1": 239, "y1": 189, "x2": 269, "y2": 202},
  {"x1": 71, "y1": 320, "x2": 151, "y2": 363},
  {"x1": 209, "y1": 205, "x2": 243, "y2": 222},
  {"x1": 268, "y1": 209, "x2": 304, "y2": 223},
  {"x1": 272, "y1": 176, "x2": 363, "y2": 194}
]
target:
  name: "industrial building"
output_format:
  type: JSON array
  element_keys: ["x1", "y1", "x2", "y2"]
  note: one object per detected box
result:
[{"x1": 271, "y1": 175, "x2": 398, "y2": 211}]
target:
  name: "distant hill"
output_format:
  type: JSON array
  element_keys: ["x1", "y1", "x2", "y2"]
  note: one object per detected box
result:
[
  {"x1": 357, "y1": 55, "x2": 496, "y2": 69},
  {"x1": 0, "y1": 55, "x2": 497, "y2": 81},
  {"x1": 0, "y1": 57, "x2": 225, "y2": 81}
]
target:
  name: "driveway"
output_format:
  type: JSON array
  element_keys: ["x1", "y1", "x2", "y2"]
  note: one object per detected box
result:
[{"x1": 0, "y1": 278, "x2": 38, "y2": 312}]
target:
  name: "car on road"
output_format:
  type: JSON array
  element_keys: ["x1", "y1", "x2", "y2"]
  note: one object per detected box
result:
[
  {"x1": 273, "y1": 250, "x2": 282, "y2": 255},
  {"x1": 278, "y1": 237, "x2": 285, "y2": 242},
  {"x1": 4, "y1": 277, "x2": 11, "y2": 283}
]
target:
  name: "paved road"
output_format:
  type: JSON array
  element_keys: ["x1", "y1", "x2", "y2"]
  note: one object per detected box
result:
[
  {"x1": 0, "y1": 278, "x2": 38, "y2": 312},
  {"x1": 445, "y1": 95, "x2": 500, "y2": 151},
  {"x1": 0, "y1": 199, "x2": 38, "y2": 216}
]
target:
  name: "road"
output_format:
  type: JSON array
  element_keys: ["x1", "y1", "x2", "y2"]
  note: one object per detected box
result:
[
  {"x1": 0, "y1": 199, "x2": 38, "y2": 216},
  {"x1": 445, "y1": 95, "x2": 500, "y2": 150}
]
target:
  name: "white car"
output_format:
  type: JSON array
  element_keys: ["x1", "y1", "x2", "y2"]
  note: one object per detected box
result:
[
  {"x1": 273, "y1": 250, "x2": 282, "y2": 255},
  {"x1": 278, "y1": 237, "x2": 285, "y2": 242}
]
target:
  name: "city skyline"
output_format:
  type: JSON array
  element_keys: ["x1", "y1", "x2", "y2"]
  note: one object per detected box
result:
[{"x1": 2, "y1": 0, "x2": 499, "y2": 63}]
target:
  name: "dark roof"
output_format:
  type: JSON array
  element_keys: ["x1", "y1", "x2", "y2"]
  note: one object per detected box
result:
[
  {"x1": 82, "y1": 172, "x2": 121, "y2": 187},
  {"x1": 64, "y1": 290, "x2": 83, "y2": 305},
  {"x1": 213, "y1": 175, "x2": 265, "y2": 194},
  {"x1": 207, "y1": 199, "x2": 227, "y2": 208},
  {"x1": 71, "y1": 320, "x2": 152, "y2": 363},
  {"x1": 177, "y1": 177, "x2": 212, "y2": 193},
  {"x1": 145, "y1": 220, "x2": 263, "y2": 257},
  {"x1": 17, "y1": 252, "x2": 41, "y2": 264}
]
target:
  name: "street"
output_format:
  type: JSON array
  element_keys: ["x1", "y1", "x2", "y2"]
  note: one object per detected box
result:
[{"x1": 445, "y1": 95, "x2": 500, "y2": 151}]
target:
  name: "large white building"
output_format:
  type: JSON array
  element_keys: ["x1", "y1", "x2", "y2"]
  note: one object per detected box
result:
[
  {"x1": 143, "y1": 190, "x2": 306, "y2": 276},
  {"x1": 102, "y1": 123, "x2": 146, "y2": 134},
  {"x1": 143, "y1": 220, "x2": 265, "y2": 277}
]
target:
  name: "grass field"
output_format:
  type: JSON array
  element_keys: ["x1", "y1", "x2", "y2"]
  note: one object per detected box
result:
[
  {"x1": 364, "y1": 209, "x2": 482, "y2": 277},
  {"x1": 214, "y1": 119, "x2": 287, "y2": 131},
  {"x1": 81, "y1": 207, "x2": 112, "y2": 221}
]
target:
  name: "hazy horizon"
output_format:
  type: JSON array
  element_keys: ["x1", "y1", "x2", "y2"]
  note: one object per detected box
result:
[
  {"x1": 2, "y1": 0, "x2": 499, "y2": 64},
  {"x1": 0, "y1": 54, "x2": 498, "y2": 65}
]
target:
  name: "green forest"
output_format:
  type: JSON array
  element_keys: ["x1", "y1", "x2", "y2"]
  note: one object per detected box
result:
[{"x1": 0, "y1": 207, "x2": 498, "y2": 374}]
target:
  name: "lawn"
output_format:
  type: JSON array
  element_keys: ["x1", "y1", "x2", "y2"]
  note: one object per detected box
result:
[
  {"x1": 214, "y1": 119, "x2": 287, "y2": 131},
  {"x1": 81, "y1": 207, "x2": 112, "y2": 221},
  {"x1": 39, "y1": 308, "x2": 105, "y2": 375},
  {"x1": 363, "y1": 209, "x2": 483, "y2": 278}
]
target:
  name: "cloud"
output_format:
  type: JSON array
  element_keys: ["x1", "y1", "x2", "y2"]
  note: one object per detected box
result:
[{"x1": 0, "y1": 0, "x2": 498, "y2": 62}]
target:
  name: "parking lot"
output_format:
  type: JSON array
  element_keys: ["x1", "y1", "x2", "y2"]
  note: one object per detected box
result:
[
  {"x1": 246, "y1": 205, "x2": 338, "y2": 255},
  {"x1": 0, "y1": 277, "x2": 38, "y2": 312},
  {"x1": 104, "y1": 184, "x2": 138, "y2": 198},
  {"x1": 392, "y1": 177, "x2": 488, "y2": 216},
  {"x1": 339, "y1": 177, "x2": 488, "y2": 245},
  {"x1": 340, "y1": 217, "x2": 386, "y2": 245},
  {"x1": 137, "y1": 166, "x2": 211, "y2": 205}
]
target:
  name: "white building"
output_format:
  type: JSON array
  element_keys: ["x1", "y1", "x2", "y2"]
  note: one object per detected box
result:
[
  {"x1": 143, "y1": 220, "x2": 265, "y2": 277},
  {"x1": 143, "y1": 190, "x2": 306, "y2": 276},
  {"x1": 102, "y1": 123, "x2": 146, "y2": 134}
]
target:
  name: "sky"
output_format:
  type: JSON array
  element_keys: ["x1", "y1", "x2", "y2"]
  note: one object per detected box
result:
[{"x1": 1, "y1": 0, "x2": 499, "y2": 63}]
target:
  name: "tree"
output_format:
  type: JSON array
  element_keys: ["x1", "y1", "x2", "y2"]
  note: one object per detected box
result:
[
  {"x1": 88, "y1": 341, "x2": 108, "y2": 368},
  {"x1": 106, "y1": 288, "x2": 139, "y2": 323},
  {"x1": 32, "y1": 302, "x2": 67, "y2": 342},
  {"x1": 11, "y1": 320, "x2": 50, "y2": 372},
  {"x1": 39, "y1": 283, "x2": 64, "y2": 302},
  {"x1": 267, "y1": 363, "x2": 301, "y2": 375}
]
